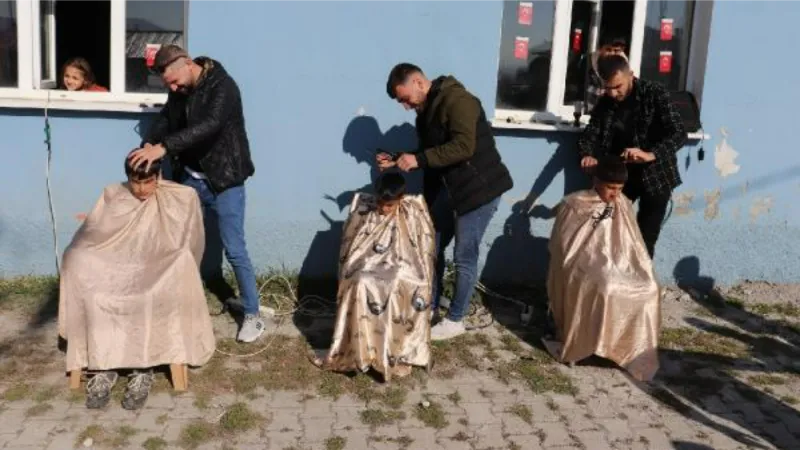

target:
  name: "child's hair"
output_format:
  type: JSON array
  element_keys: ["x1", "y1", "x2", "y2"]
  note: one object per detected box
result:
[
  {"x1": 594, "y1": 155, "x2": 628, "y2": 184},
  {"x1": 125, "y1": 149, "x2": 162, "y2": 180},
  {"x1": 61, "y1": 57, "x2": 97, "y2": 87},
  {"x1": 375, "y1": 172, "x2": 406, "y2": 202}
]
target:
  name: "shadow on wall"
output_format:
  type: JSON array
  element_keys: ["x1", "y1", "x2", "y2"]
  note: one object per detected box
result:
[
  {"x1": 293, "y1": 116, "x2": 418, "y2": 348},
  {"x1": 481, "y1": 130, "x2": 590, "y2": 288}
]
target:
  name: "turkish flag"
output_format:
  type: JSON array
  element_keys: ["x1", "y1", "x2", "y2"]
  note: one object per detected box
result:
[
  {"x1": 145, "y1": 44, "x2": 161, "y2": 68},
  {"x1": 518, "y1": 2, "x2": 533, "y2": 26},
  {"x1": 572, "y1": 29, "x2": 583, "y2": 53},
  {"x1": 661, "y1": 18, "x2": 674, "y2": 41},
  {"x1": 514, "y1": 37, "x2": 529, "y2": 60},
  {"x1": 659, "y1": 51, "x2": 673, "y2": 74}
]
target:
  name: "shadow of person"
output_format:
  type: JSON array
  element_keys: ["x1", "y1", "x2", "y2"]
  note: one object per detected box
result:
[
  {"x1": 296, "y1": 117, "x2": 421, "y2": 353},
  {"x1": 327, "y1": 117, "x2": 420, "y2": 212},
  {"x1": 480, "y1": 202, "x2": 550, "y2": 344}
]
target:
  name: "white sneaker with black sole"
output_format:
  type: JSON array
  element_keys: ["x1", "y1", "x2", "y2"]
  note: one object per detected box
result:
[{"x1": 237, "y1": 313, "x2": 266, "y2": 343}]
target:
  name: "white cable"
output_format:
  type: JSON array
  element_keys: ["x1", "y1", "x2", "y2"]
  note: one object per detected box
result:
[
  {"x1": 214, "y1": 269, "x2": 534, "y2": 358},
  {"x1": 44, "y1": 90, "x2": 60, "y2": 276}
]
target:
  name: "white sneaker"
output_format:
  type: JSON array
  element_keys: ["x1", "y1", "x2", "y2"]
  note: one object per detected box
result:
[
  {"x1": 430, "y1": 318, "x2": 466, "y2": 341},
  {"x1": 237, "y1": 314, "x2": 266, "y2": 343}
]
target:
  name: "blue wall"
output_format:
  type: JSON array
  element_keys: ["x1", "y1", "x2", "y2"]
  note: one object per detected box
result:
[{"x1": 1, "y1": 1, "x2": 798, "y2": 286}]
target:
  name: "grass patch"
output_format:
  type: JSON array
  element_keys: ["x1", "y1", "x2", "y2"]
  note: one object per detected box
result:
[
  {"x1": 110, "y1": 426, "x2": 138, "y2": 448},
  {"x1": 750, "y1": 302, "x2": 800, "y2": 317},
  {"x1": 2, "y1": 383, "x2": 32, "y2": 401},
  {"x1": 496, "y1": 359, "x2": 577, "y2": 395},
  {"x1": 0, "y1": 275, "x2": 58, "y2": 312},
  {"x1": 368, "y1": 436, "x2": 414, "y2": 449},
  {"x1": 430, "y1": 333, "x2": 494, "y2": 376},
  {"x1": 748, "y1": 374, "x2": 786, "y2": 386},
  {"x1": 219, "y1": 402, "x2": 265, "y2": 433},
  {"x1": 25, "y1": 403, "x2": 52, "y2": 417},
  {"x1": 781, "y1": 395, "x2": 798, "y2": 405},
  {"x1": 179, "y1": 421, "x2": 217, "y2": 450},
  {"x1": 156, "y1": 414, "x2": 169, "y2": 425},
  {"x1": 507, "y1": 403, "x2": 533, "y2": 424},
  {"x1": 76, "y1": 425, "x2": 106, "y2": 448},
  {"x1": 359, "y1": 408, "x2": 406, "y2": 428},
  {"x1": 447, "y1": 390, "x2": 462, "y2": 405},
  {"x1": 324, "y1": 436, "x2": 346, "y2": 450},
  {"x1": 660, "y1": 327, "x2": 750, "y2": 358},
  {"x1": 724, "y1": 296, "x2": 745, "y2": 309},
  {"x1": 451, "y1": 431, "x2": 471, "y2": 441},
  {"x1": 33, "y1": 385, "x2": 60, "y2": 403},
  {"x1": 142, "y1": 437, "x2": 168, "y2": 450},
  {"x1": 413, "y1": 398, "x2": 448, "y2": 429},
  {"x1": 193, "y1": 392, "x2": 211, "y2": 409}
]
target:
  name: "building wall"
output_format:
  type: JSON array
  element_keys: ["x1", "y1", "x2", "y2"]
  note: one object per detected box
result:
[{"x1": 1, "y1": 1, "x2": 798, "y2": 286}]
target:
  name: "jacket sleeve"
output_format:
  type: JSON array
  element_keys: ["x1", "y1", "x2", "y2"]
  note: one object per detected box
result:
[
  {"x1": 140, "y1": 103, "x2": 171, "y2": 147},
  {"x1": 647, "y1": 84, "x2": 687, "y2": 157},
  {"x1": 160, "y1": 79, "x2": 237, "y2": 155},
  {"x1": 576, "y1": 98, "x2": 609, "y2": 158},
  {"x1": 416, "y1": 94, "x2": 479, "y2": 169}
]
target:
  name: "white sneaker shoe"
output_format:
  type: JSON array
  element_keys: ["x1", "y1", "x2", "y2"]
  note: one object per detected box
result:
[
  {"x1": 430, "y1": 318, "x2": 466, "y2": 341},
  {"x1": 237, "y1": 314, "x2": 266, "y2": 343}
]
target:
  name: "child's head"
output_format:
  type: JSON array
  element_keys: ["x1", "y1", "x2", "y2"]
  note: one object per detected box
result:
[
  {"x1": 62, "y1": 57, "x2": 97, "y2": 91},
  {"x1": 593, "y1": 156, "x2": 627, "y2": 203},
  {"x1": 125, "y1": 150, "x2": 161, "y2": 201},
  {"x1": 375, "y1": 172, "x2": 406, "y2": 215}
]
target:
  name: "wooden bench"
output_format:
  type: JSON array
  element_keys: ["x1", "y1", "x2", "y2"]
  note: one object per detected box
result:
[{"x1": 69, "y1": 364, "x2": 188, "y2": 391}]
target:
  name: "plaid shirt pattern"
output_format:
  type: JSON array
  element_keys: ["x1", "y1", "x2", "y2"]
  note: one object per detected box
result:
[{"x1": 578, "y1": 78, "x2": 687, "y2": 196}]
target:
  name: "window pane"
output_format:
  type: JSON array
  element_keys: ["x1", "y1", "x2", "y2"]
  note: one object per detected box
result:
[
  {"x1": 495, "y1": 1, "x2": 555, "y2": 112},
  {"x1": 0, "y1": 0, "x2": 18, "y2": 88},
  {"x1": 40, "y1": 0, "x2": 54, "y2": 82},
  {"x1": 125, "y1": 0, "x2": 185, "y2": 93},
  {"x1": 640, "y1": 0, "x2": 694, "y2": 92}
]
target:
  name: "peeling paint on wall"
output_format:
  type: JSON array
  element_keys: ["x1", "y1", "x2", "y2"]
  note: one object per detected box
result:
[
  {"x1": 749, "y1": 196, "x2": 774, "y2": 223},
  {"x1": 704, "y1": 188, "x2": 721, "y2": 220},
  {"x1": 714, "y1": 127, "x2": 741, "y2": 177},
  {"x1": 673, "y1": 191, "x2": 695, "y2": 216}
]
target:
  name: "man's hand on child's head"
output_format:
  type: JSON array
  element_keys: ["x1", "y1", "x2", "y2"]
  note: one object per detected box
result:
[
  {"x1": 129, "y1": 144, "x2": 167, "y2": 172},
  {"x1": 376, "y1": 152, "x2": 396, "y2": 171}
]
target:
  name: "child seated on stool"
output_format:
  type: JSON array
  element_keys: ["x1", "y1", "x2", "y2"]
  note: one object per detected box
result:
[
  {"x1": 58, "y1": 151, "x2": 215, "y2": 410},
  {"x1": 313, "y1": 172, "x2": 437, "y2": 382}
]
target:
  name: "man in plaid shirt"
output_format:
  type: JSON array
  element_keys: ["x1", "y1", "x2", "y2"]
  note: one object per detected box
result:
[{"x1": 577, "y1": 55, "x2": 687, "y2": 258}]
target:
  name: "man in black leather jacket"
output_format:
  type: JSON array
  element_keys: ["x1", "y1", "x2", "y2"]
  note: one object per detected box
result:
[{"x1": 129, "y1": 45, "x2": 264, "y2": 344}]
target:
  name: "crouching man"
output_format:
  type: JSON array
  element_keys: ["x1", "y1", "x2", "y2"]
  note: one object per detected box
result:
[
  {"x1": 544, "y1": 157, "x2": 660, "y2": 381},
  {"x1": 314, "y1": 173, "x2": 436, "y2": 382},
  {"x1": 58, "y1": 152, "x2": 216, "y2": 410}
]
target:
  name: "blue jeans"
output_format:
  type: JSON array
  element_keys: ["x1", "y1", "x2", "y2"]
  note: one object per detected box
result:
[
  {"x1": 431, "y1": 193, "x2": 500, "y2": 322},
  {"x1": 183, "y1": 175, "x2": 260, "y2": 316}
]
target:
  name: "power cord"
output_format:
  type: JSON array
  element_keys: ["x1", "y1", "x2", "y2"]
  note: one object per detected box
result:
[{"x1": 44, "y1": 91, "x2": 60, "y2": 276}]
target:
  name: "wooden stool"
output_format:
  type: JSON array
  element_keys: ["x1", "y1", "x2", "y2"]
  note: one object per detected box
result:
[{"x1": 68, "y1": 364, "x2": 188, "y2": 391}]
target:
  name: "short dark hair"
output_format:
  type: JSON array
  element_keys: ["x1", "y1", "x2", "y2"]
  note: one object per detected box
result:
[
  {"x1": 375, "y1": 172, "x2": 406, "y2": 202},
  {"x1": 596, "y1": 54, "x2": 630, "y2": 82},
  {"x1": 386, "y1": 63, "x2": 423, "y2": 99},
  {"x1": 125, "y1": 150, "x2": 162, "y2": 180},
  {"x1": 594, "y1": 156, "x2": 628, "y2": 184},
  {"x1": 153, "y1": 44, "x2": 190, "y2": 74}
]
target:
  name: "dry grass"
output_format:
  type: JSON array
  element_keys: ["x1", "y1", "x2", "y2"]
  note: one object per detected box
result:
[
  {"x1": 507, "y1": 403, "x2": 533, "y2": 424},
  {"x1": 413, "y1": 397, "x2": 448, "y2": 429},
  {"x1": 660, "y1": 327, "x2": 750, "y2": 359}
]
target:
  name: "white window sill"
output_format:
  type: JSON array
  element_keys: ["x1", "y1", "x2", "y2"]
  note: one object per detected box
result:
[
  {"x1": 491, "y1": 117, "x2": 711, "y2": 141},
  {"x1": 0, "y1": 90, "x2": 166, "y2": 114}
]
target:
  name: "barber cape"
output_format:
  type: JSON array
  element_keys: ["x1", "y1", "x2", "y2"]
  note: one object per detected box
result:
[
  {"x1": 545, "y1": 189, "x2": 660, "y2": 381},
  {"x1": 319, "y1": 192, "x2": 436, "y2": 381},
  {"x1": 58, "y1": 180, "x2": 216, "y2": 372}
]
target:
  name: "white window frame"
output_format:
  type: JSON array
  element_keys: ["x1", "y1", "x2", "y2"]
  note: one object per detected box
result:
[
  {"x1": 0, "y1": 0, "x2": 188, "y2": 113},
  {"x1": 493, "y1": 0, "x2": 713, "y2": 139}
]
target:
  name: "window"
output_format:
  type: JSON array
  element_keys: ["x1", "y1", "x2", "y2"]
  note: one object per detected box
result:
[
  {"x1": 0, "y1": 0, "x2": 17, "y2": 88},
  {"x1": 493, "y1": 0, "x2": 713, "y2": 131},
  {"x1": 0, "y1": 0, "x2": 187, "y2": 112}
]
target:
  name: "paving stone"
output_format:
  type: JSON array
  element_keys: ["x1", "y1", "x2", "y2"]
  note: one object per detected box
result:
[
  {"x1": 44, "y1": 431, "x2": 81, "y2": 450},
  {"x1": 8, "y1": 421, "x2": 57, "y2": 447},
  {"x1": 264, "y1": 430, "x2": 301, "y2": 449},
  {"x1": 301, "y1": 416, "x2": 334, "y2": 442},
  {"x1": 633, "y1": 427, "x2": 673, "y2": 450},
  {"x1": 462, "y1": 402, "x2": 501, "y2": 425},
  {"x1": 573, "y1": 430, "x2": 613, "y2": 450},
  {"x1": 266, "y1": 409, "x2": 301, "y2": 432},
  {"x1": 537, "y1": 422, "x2": 572, "y2": 448},
  {"x1": 332, "y1": 406, "x2": 367, "y2": 430},
  {"x1": 143, "y1": 392, "x2": 175, "y2": 410},
  {"x1": 302, "y1": 397, "x2": 335, "y2": 418}
]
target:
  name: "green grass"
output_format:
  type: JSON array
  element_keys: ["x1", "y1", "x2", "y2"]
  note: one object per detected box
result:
[
  {"x1": 142, "y1": 437, "x2": 168, "y2": 450},
  {"x1": 324, "y1": 436, "x2": 347, "y2": 450},
  {"x1": 507, "y1": 403, "x2": 533, "y2": 424},
  {"x1": 413, "y1": 398, "x2": 448, "y2": 429}
]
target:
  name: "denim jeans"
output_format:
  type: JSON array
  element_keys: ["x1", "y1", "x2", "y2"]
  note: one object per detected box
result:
[
  {"x1": 431, "y1": 192, "x2": 500, "y2": 322},
  {"x1": 183, "y1": 175, "x2": 260, "y2": 316}
]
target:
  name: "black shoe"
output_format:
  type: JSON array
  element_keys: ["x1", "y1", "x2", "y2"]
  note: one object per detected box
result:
[
  {"x1": 121, "y1": 370, "x2": 154, "y2": 410},
  {"x1": 85, "y1": 371, "x2": 118, "y2": 409}
]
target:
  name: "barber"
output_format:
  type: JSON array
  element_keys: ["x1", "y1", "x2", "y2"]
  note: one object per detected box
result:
[{"x1": 577, "y1": 55, "x2": 687, "y2": 258}]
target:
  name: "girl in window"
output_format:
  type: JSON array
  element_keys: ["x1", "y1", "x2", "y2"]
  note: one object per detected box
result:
[{"x1": 61, "y1": 57, "x2": 108, "y2": 92}]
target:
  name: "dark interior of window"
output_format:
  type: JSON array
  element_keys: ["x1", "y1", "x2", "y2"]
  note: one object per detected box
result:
[{"x1": 55, "y1": 0, "x2": 111, "y2": 90}]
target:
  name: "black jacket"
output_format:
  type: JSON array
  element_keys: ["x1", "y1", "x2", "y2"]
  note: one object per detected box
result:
[
  {"x1": 416, "y1": 76, "x2": 514, "y2": 216},
  {"x1": 577, "y1": 78, "x2": 687, "y2": 195},
  {"x1": 143, "y1": 57, "x2": 255, "y2": 193}
]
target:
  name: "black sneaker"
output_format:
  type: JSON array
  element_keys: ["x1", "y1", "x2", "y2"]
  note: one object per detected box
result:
[
  {"x1": 85, "y1": 371, "x2": 118, "y2": 409},
  {"x1": 121, "y1": 370, "x2": 154, "y2": 410}
]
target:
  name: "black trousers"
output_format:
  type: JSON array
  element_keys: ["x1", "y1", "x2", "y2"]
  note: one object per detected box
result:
[{"x1": 623, "y1": 180, "x2": 671, "y2": 258}]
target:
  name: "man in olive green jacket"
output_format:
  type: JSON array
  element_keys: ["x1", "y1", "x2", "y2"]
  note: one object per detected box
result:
[{"x1": 378, "y1": 63, "x2": 513, "y2": 341}]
